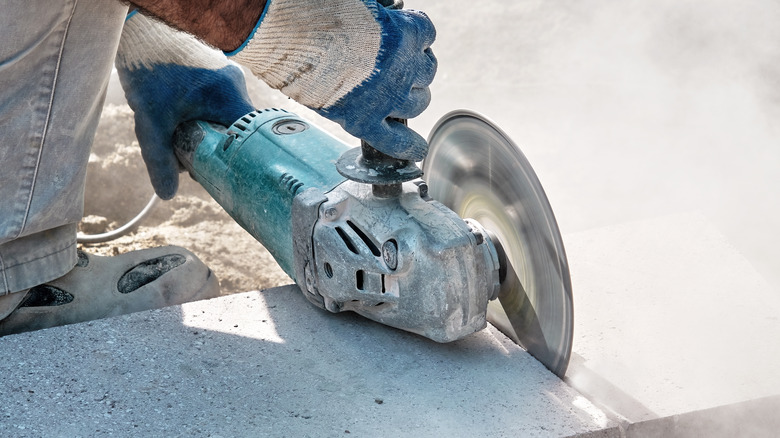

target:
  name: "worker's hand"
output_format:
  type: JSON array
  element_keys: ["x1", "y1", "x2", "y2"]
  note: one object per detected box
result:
[
  {"x1": 116, "y1": 12, "x2": 255, "y2": 200},
  {"x1": 229, "y1": 0, "x2": 437, "y2": 161}
]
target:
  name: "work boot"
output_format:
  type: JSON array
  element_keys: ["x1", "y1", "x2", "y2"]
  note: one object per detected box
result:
[{"x1": 0, "y1": 246, "x2": 220, "y2": 336}]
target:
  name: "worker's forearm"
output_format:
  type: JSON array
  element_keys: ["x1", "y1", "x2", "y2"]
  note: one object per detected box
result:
[{"x1": 128, "y1": 0, "x2": 267, "y2": 51}]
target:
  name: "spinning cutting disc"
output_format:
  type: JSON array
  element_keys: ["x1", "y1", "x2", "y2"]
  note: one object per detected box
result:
[{"x1": 424, "y1": 110, "x2": 573, "y2": 377}]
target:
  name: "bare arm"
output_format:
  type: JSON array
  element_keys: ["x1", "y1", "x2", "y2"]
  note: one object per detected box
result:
[{"x1": 128, "y1": 0, "x2": 268, "y2": 51}]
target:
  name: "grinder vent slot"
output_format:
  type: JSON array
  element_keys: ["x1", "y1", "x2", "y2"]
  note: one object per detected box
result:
[
  {"x1": 335, "y1": 227, "x2": 359, "y2": 254},
  {"x1": 356, "y1": 270, "x2": 365, "y2": 290},
  {"x1": 279, "y1": 173, "x2": 304, "y2": 195},
  {"x1": 347, "y1": 221, "x2": 380, "y2": 257}
]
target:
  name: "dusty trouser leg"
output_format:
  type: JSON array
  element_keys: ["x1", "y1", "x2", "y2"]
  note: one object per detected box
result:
[
  {"x1": 0, "y1": 1, "x2": 222, "y2": 333},
  {"x1": 0, "y1": 0, "x2": 127, "y2": 296}
]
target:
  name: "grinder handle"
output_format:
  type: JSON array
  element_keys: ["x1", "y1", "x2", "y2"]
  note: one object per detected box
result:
[
  {"x1": 335, "y1": 0, "x2": 424, "y2": 192},
  {"x1": 362, "y1": 0, "x2": 409, "y2": 165},
  {"x1": 359, "y1": 118, "x2": 411, "y2": 168}
]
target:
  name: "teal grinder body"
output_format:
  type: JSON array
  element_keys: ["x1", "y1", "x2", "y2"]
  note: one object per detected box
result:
[{"x1": 173, "y1": 109, "x2": 350, "y2": 280}]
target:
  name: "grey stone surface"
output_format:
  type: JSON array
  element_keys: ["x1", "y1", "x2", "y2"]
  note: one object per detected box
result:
[
  {"x1": 568, "y1": 395, "x2": 780, "y2": 438},
  {"x1": 623, "y1": 395, "x2": 780, "y2": 438},
  {"x1": 0, "y1": 286, "x2": 612, "y2": 437}
]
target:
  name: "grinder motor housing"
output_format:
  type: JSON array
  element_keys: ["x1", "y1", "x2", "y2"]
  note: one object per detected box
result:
[{"x1": 173, "y1": 109, "x2": 501, "y2": 342}]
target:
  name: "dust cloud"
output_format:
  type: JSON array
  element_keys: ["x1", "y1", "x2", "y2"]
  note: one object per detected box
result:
[{"x1": 413, "y1": 0, "x2": 780, "y2": 287}]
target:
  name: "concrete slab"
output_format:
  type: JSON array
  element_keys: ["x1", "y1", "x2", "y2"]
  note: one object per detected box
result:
[
  {"x1": 565, "y1": 212, "x2": 780, "y2": 421},
  {"x1": 0, "y1": 286, "x2": 613, "y2": 437},
  {"x1": 621, "y1": 395, "x2": 780, "y2": 438},
  {"x1": 570, "y1": 395, "x2": 780, "y2": 438}
]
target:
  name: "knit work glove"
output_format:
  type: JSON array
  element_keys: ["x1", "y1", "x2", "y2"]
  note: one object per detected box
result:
[
  {"x1": 229, "y1": 0, "x2": 437, "y2": 161},
  {"x1": 116, "y1": 12, "x2": 255, "y2": 200}
]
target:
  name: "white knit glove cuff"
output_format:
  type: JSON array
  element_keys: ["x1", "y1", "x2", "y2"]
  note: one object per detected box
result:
[
  {"x1": 117, "y1": 13, "x2": 231, "y2": 72},
  {"x1": 227, "y1": 0, "x2": 382, "y2": 109}
]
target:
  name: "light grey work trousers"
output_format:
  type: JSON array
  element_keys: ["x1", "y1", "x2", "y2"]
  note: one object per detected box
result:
[{"x1": 0, "y1": 0, "x2": 127, "y2": 295}]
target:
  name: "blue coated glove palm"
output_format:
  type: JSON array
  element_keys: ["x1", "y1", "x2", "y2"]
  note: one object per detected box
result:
[
  {"x1": 116, "y1": 12, "x2": 255, "y2": 200},
  {"x1": 229, "y1": 0, "x2": 437, "y2": 161}
]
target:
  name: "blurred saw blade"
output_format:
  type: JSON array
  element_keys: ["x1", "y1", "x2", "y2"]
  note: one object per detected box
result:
[{"x1": 423, "y1": 110, "x2": 573, "y2": 377}]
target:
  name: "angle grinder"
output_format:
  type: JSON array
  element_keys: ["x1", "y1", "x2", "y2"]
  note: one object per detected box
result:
[{"x1": 171, "y1": 106, "x2": 573, "y2": 377}]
